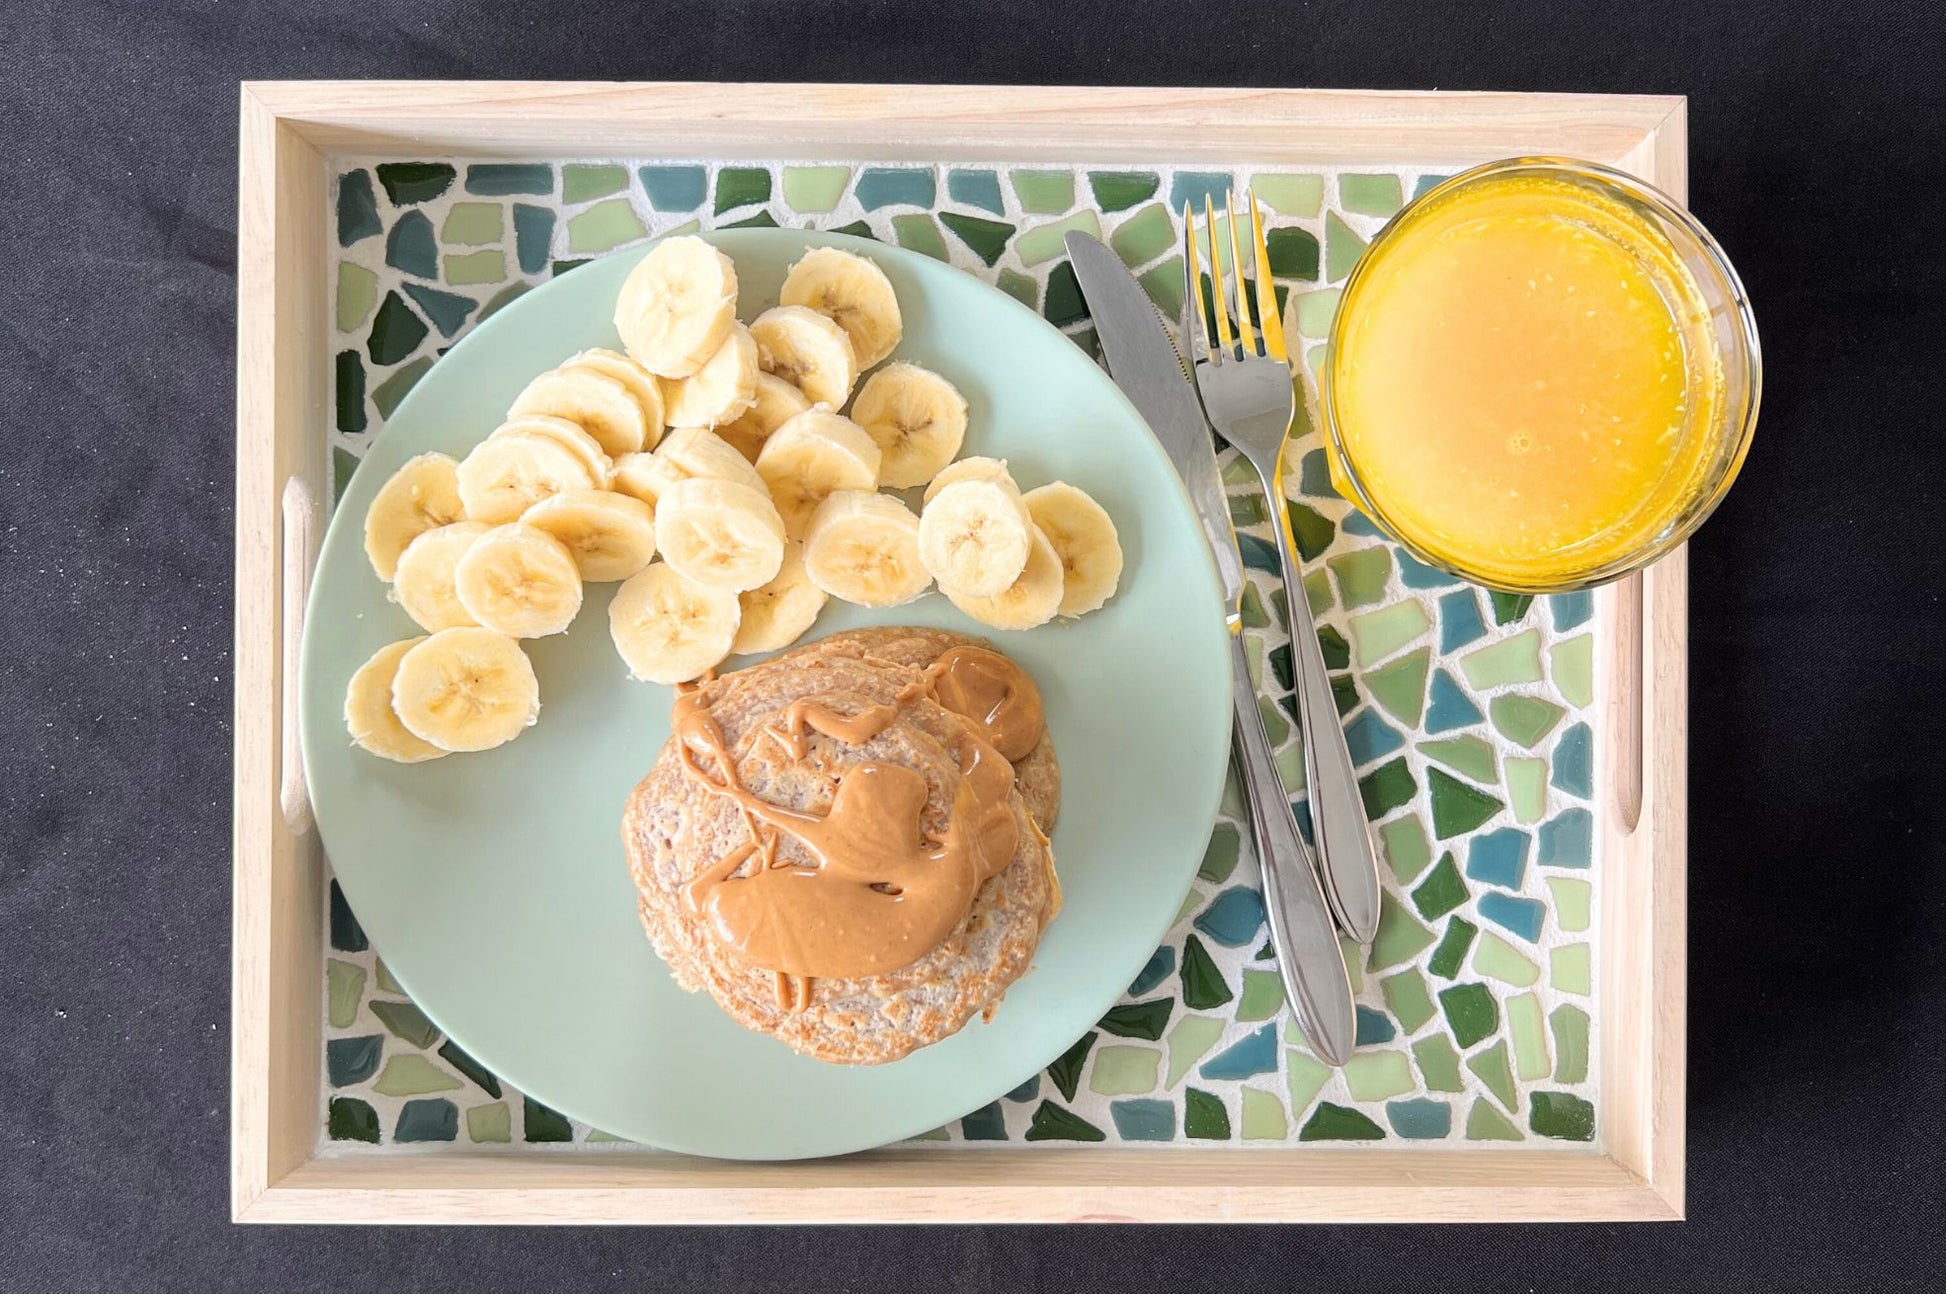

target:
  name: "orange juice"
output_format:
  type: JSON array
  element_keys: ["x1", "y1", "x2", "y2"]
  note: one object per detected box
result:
[{"x1": 1324, "y1": 162, "x2": 1749, "y2": 590}]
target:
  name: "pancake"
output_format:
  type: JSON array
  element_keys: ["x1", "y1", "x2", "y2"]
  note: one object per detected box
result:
[{"x1": 622, "y1": 630, "x2": 1061, "y2": 1065}]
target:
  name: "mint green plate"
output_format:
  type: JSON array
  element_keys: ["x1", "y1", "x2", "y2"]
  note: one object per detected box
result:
[{"x1": 300, "y1": 230, "x2": 1230, "y2": 1160}]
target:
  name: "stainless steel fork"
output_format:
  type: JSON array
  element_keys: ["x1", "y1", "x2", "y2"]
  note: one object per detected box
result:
[{"x1": 1183, "y1": 192, "x2": 1382, "y2": 945}]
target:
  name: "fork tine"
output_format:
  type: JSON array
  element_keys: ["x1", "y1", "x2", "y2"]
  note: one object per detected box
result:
[
  {"x1": 1180, "y1": 201, "x2": 1212, "y2": 364},
  {"x1": 1203, "y1": 196, "x2": 1236, "y2": 357},
  {"x1": 1225, "y1": 190, "x2": 1257, "y2": 355},
  {"x1": 1248, "y1": 190, "x2": 1288, "y2": 362}
]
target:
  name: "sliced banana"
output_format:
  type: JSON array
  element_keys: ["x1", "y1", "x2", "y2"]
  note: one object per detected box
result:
[
  {"x1": 614, "y1": 235, "x2": 738, "y2": 378},
  {"x1": 489, "y1": 415, "x2": 613, "y2": 488},
  {"x1": 392, "y1": 521, "x2": 490, "y2": 632},
  {"x1": 364, "y1": 452, "x2": 465, "y2": 581},
  {"x1": 655, "y1": 477, "x2": 787, "y2": 592},
  {"x1": 749, "y1": 304, "x2": 859, "y2": 408},
  {"x1": 663, "y1": 322, "x2": 759, "y2": 429},
  {"x1": 522, "y1": 489, "x2": 658, "y2": 582},
  {"x1": 918, "y1": 476, "x2": 1034, "y2": 597},
  {"x1": 344, "y1": 637, "x2": 448, "y2": 763},
  {"x1": 1023, "y1": 482, "x2": 1123, "y2": 617},
  {"x1": 507, "y1": 365, "x2": 647, "y2": 458},
  {"x1": 457, "y1": 430, "x2": 603, "y2": 524},
  {"x1": 754, "y1": 409, "x2": 882, "y2": 537},
  {"x1": 945, "y1": 524, "x2": 1065, "y2": 631},
  {"x1": 848, "y1": 362, "x2": 969, "y2": 489},
  {"x1": 922, "y1": 454, "x2": 1016, "y2": 506},
  {"x1": 779, "y1": 246, "x2": 903, "y2": 370},
  {"x1": 732, "y1": 541, "x2": 827, "y2": 655},
  {"x1": 453, "y1": 522, "x2": 585, "y2": 638},
  {"x1": 609, "y1": 562, "x2": 741, "y2": 684},
  {"x1": 612, "y1": 426, "x2": 767, "y2": 508},
  {"x1": 391, "y1": 626, "x2": 540, "y2": 753},
  {"x1": 563, "y1": 347, "x2": 667, "y2": 450},
  {"x1": 717, "y1": 371, "x2": 812, "y2": 463},
  {"x1": 802, "y1": 490, "x2": 931, "y2": 608}
]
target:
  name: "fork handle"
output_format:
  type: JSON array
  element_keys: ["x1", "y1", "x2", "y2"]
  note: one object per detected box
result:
[
  {"x1": 1229, "y1": 630, "x2": 1355, "y2": 1066},
  {"x1": 1263, "y1": 456, "x2": 1384, "y2": 945}
]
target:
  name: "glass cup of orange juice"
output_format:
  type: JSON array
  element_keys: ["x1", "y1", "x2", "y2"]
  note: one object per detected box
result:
[{"x1": 1320, "y1": 157, "x2": 1760, "y2": 593}]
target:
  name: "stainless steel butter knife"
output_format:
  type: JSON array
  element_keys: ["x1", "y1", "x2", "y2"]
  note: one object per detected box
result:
[{"x1": 1067, "y1": 231, "x2": 1354, "y2": 1066}]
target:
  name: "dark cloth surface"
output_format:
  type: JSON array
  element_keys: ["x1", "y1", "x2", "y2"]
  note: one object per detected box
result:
[{"x1": 3, "y1": 1, "x2": 1942, "y2": 1289}]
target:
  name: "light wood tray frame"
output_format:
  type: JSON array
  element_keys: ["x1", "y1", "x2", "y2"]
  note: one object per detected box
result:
[{"x1": 234, "y1": 82, "x2": 1687, "y2": 1224}]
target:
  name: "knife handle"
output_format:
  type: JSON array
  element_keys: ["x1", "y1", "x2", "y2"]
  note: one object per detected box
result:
[{"x1": 1228, "y1": 631, "x2": 1356, "y2": 1067}]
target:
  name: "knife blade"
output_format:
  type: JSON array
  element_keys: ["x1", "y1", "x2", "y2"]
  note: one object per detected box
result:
[{"x1": 1067, "y1": 231, "x2": 1356, "y2": 1066}]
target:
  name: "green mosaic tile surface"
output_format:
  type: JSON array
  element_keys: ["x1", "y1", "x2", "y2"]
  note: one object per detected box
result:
[{"x1": 321, "y1": 159, "x2": 1600, "y2": 1152}]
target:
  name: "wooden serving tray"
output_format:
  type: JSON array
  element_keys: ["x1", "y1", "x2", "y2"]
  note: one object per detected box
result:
[{"x1": 233, "y1": 82, "x2": 1686, "y2": 1224}]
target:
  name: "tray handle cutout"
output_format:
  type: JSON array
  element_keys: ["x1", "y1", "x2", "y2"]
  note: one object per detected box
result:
[{"x1": 279, "y1": 476, "x2": 318, "y2": 835}]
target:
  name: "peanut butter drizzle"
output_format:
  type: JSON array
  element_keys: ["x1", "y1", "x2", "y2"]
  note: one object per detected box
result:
[
  {"x1": 674, "y1": 684, "x2": 1021, "y2": 982},
  {"x1": 909, "y1": 646, "x2": 1046, "y2": 763}
]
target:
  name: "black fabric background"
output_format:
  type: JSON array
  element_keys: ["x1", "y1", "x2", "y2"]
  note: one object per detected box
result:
[{"x1": 3, "y1": 1, "x2": 1943, "y2": 1289}]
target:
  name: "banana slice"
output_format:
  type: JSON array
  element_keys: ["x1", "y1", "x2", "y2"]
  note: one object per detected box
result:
[
  {"x1": 945, "y1": 525, "x2": 1065, "y2": 631},
  {"x1": 609, "y1": 562, "x2": 741, "y2": 684},
  {"x1": 612, "y1": 426, "x2": 767, "y2": 508},
  {"x1": 392, "y1": 521, "x2": 490, "y2": 632},
  {"x1": 344, "y1": 637, "x2": 448, "y2": 763},
  {"x1": 732, "y1": 541, "x2": 827, "y2": 655},
  {"x1": 563, "y1": 347, "x2": 667, "y2": 450},
  {"x1": 391, "y1": 626, "x2": 540, "y2": 753},
  {"x1": 1023, "y1": 482, "x2": 1124, "y2": 617},
  {"x1": 754, "y1": 409, "x2": 882, "y2": 536},
  {"x1": 663, "y1": 322, "x2": 759, "y2": 430},
  {"x1": 848, "y1": 362, "x2": 969, "y2": 489},
  {"x1": 749, "y1": 305, "x2": 859, "y2": 408},
  {"x1": 521, "y1": 489, "x2": 658, "y2": 582},
  {"x1": 614, "y1": 235, "x2": 738, "y2": 378},
  {"x1": 918, "y1": 476, "x2": 1034, "y2": 597},
  {"x1": 779, "y1": 246, "x2": 903, "y2": 370},
  {"x1": 507, "y1": 365, "x2": 648, "y2": 458},
  {"x1": 655, "y1": 477, "x2": 787, "y2": 592},
  {"x1": 457, "y1": 430, "x2": 603, "y2": 524},
  {"x1": 489, "y1": 415, "x2": 613, "y2": 488},
  {"x1": 803, "y1": 490, "x2": 931, "y2": 608},
  {"x1": 717, "y1": 372, "x2": 812, "y2": 463},
  {"x1": 922, "y1": 454, "x2": 1016, "y2": 506},
  {"x1": 364, "y1": 452, "x2": 465, "y2": 581},
  {"x1": 453, "y1": 522, "x2": 585, "y2": 638}
]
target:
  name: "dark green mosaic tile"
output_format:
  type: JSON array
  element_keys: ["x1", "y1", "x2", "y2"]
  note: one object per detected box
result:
[
  {"x1": 1300, "y1": 1101, "x2": 1385, "y2": 1141},
  {"x1": 1239, "y1": 582, "x2": 1269, "y2": 630},
  {"x1": 369, "y1": 999, "x2": 439, "y2": 1049},
  {"x1": 1099, "y1": 997, "x2": 1173, "y2": 1041},
  {"x1": 1042, "y1": 261, "x2": 1086, "y2": 326},
  {"x1": 327, "y1": 1096, "x2": 381, "y2": 1144},
  {"x1": 1090, "y1": 170, "x2": 1160, "y2": 211},
  {"x1": 1180, "y1": 934, "x2": 1234, "y2": 1009},
  {"x1": 1198, "y1": 822, "x2": 1240, "y2": 884},
  {"x1": 1428, "y1": 916, "x2": 1478, "y2": 980},
  {"x1": 946, "y1": 168, "x2": 1003, "y2": 214},
  {"x1": 332, "y1": 447, "x2": 359, "y2": 504},
  {"x1": 1489, "y1": 590, "x2": 1535, "y2": 625},
  {"x1": 326, "y1": 1035, "x2": 382, "y2": 1088},
  {"x1": 892, "y1": 213, "x2": 948, "y2": 260},
  {"x1": 1411, "y1": 852, "x2": 1468, "y2": 920},
  {"x1": 479, "y1": 282, "x2": 529, "y2": 322},
  {"x1": 1287, "y1": 501, "x2": 1335, "y2": 562},
  {"x1": 856, "y1": 167, "x2": 935, "y2": 210},
  {"x1": 1266, "y1": 226, "x2": 1321, "y2": 280},
  {"x1": 402, "y1": 282, "x2": 476, "y2": 338},
  {"x1": 1048, "y1": 1031, "x2": 1097, "y2": 1102},
  {"x1": 1438, "y1": 982, "x2": 1499, "y2": 1048},
  {"x1": 1026, "y1": 1100, "x2": 1105, "y2": 1142},
  {"x1": 329, "y1": 880, "x2": 367, "y2": 952},
  {"x1": 1530, "y1": 1091, "x2": 1596, "y2": 1141},
  {"x1": 372, "y1": 357, "x2": 433, "y2": 420},
  {"x1": 829, "y1": 219, "x2": 875, "y2": 240},
  {"x1": 1368, "y1": 893, "x2": 1435, "y2": 971},
  {"x1": 1429, "y1": 767, "x2": 1503, "y2": 839},
  {"x1": 522, "y1": 1096, "x2": 573, "y2": 1143},
  {"x1": 384, "y1": 210, "x2": 438, "y2": 279},
  {"x1": 336, "y1": 170, "x2": 381, "y2": 246},
  {"x1": 1072, "y1": 326, "x2": 1101, "y2": 363},
  {"x1": 1184, "y1": 1088, "x2": 1231, "y2": 1139},
  {"x1": 562, "y1": 163, "x2": 628, "y2": 202},
  {"x1": 639, "y1": 165, "x2": 706, "y2": 211},
  {"x1": 1230, "y1": 492, "x2": 1269, "y2": 527},
  {"x1": 367, "y1": 292, "x2": 428, "y2": 365},
  {"x1": 437, "y1": 1039, "x2": 501, "y2": 1098},
  {"x1": 466, "y1": 163, "x2": 551, "y2": 196},
  {"x1": 714, "y1": 166, "x2": 771, "y2": 214},
  {"x1": 960, "y1": 1101, "x2": 1006, "y2": 1140},
  {"x1": 1330, "y1": 673, "x2": 1360, "y2": 718},
  {"x1": 395, "y1": 1098, "x2": 459, "y2": 1143},
  {"x1": 377, "y1": 161, "x2": 455, "y2": 205},
  {"x1": 1315, "y1": 624, "x2": 1351, "y2": 671},
  {"x1": 334, "y1": 350, "x2": 366, "y2": 433},
  {"x1": 1358, "y1": 757, "x2": 1416, "y2": 819},
  {"x1": 939, "y1": 211, "x2": 1014, "y2": 267},
  {"x1": 551, "y1": 258, "x2": 589, "y2": 277},
  {"x1": 721, "y1": 210, "x2": 779, "y2": 229}
]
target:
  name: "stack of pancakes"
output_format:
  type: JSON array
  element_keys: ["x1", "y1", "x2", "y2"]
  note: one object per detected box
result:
[{"x1": 623, "y1": 627, "x2": 1060, "y2": 1065}]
